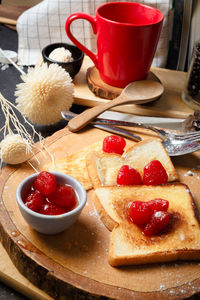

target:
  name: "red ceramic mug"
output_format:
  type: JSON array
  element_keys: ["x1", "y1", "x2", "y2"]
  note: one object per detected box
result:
[{"x1": 65, "y1": 2, "x2": 163, "y2": 88}]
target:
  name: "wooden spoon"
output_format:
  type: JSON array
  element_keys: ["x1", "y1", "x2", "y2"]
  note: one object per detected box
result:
[
  {"x1": 0, "y1": 17, "x2": 17, "y2": 26},
  {"x1": 68, "y1": 80, "x2": 164, "y2": 132}
]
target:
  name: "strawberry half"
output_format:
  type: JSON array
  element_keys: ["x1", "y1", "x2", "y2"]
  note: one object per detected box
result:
[
  {"x1": 143, "y1": 211, "x2": 170, "y2": 236},
  {"x1": 117, "y1": 165, "x2": 142, "y2": 185},
  {"x1": 48, "y1": 184, "x2": 77, "y2": 210},
  {"x1": 33, "y1": 171, "x2": 57, "y2": 196},
  {"x1": 143, "y1": 160, "x2": 168, "y2": 185},
  {"x1": 129, "y1": 201, "x2": 152, "y2": 227},
  {"x1": 24, "y1": 190, "x2": 44, "y2": 212},
  {"x1": 103, "y1": 135, "x2": 126, "y2": 155}
]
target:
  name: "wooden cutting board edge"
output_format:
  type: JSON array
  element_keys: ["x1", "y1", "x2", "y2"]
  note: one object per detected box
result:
[
  {"x1": 0, "y1": 127, "x2": 200, "y2": 300},
  {"x1": 0, "y1": 244, "x2": 52, "y2": 300}
]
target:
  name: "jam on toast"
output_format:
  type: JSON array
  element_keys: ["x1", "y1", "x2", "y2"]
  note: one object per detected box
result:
[
  {"x1": 86, "y1": 139, "x2": 178, "y2": 188},
  {"x1": 93, "y1": 184, "x2": 200, "y2": 266}
]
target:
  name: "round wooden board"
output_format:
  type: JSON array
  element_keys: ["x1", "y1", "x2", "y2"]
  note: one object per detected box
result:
[
  {"x1": 1, "y1": 126, "x2": 200, "y2": 300},
  {"x1": 86, "y1": 66, "x2": 162, "y2": 100}
]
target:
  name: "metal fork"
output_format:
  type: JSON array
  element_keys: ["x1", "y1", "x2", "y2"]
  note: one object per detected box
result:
[
  {"x1": 61, "y1": 111, "x2": 200, "y2": 156},
  {"x1": 61, "y1": 111, "x2": 200, "y2": 142},
  {"x1": 128, "y1": 123, "x2": 200, "y2": 142}
]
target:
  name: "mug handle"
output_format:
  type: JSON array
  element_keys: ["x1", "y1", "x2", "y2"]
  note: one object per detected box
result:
[{"x1": 65, "y1": 13, "x2": 98, "y2": 68}]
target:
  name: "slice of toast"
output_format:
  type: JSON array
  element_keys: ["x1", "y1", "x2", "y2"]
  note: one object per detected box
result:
[
  {"x1": 86, "y1": 139, "x2": 178, "y2": 188},
  {"x1": 43, "y1": 141, "x2": 102, "y2": 190},
  {"x1": 93, "y1": 184, "x2": 200, "y2": 266}
]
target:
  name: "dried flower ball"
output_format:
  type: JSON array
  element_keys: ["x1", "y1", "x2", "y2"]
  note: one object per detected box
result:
[
  {"x1": 15, "y1": 63, "x2": 74, "y2": 125},
  {"x1": 0, "y1": 134, "x2": 31, "y2": 164}
]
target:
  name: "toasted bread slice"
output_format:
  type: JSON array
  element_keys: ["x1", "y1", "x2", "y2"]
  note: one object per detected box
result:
[
  {"x1": 86, "y1": 152, "x2": 123, "y2": 188},
  {"x1": 43, "y1": 141, "x2": 102, "y2": 190},
  {"x1": 123, "y1": 139, "x2": 177, "y2": 181},
  {"x1": 93, "y1": 184, "x2": 200, "y2": 266},
  {"x1": 86, "y1": 139, "x2": 178, "y2": 188}
]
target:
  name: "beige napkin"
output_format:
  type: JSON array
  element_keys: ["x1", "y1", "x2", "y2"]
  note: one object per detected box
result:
[{"x1": 17, "y1": 0, "x2": 172, "y2": 66}]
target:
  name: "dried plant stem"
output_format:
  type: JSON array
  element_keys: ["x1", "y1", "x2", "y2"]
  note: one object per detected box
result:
[
  {"x1": 0, "y1": 93, "x2": 36, "y2": 142},
  {"x1": 0, "y1": 92, "x2": 55, "y2": 169}
]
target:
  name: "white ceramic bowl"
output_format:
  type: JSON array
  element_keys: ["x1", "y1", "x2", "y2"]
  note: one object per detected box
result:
[
  {"x1": 0, "y1": 50, "x2": 18, "y2": 64},
  {"x1": 16, "y1": 172, "x2": 87, "y2": 235}
]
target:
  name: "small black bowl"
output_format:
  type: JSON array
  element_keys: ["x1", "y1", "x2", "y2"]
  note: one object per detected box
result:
[{"x1": 42, "y1": 42, "x2": 84, "y2": 78}]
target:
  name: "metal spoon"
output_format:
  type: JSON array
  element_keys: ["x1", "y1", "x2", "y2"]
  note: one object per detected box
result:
[
  {"x1": 62, "y1": 111, "x2": 200, "y2": 156},
  {"x1": 68, "y1": 80, "x2": 164, "y2": 132}
]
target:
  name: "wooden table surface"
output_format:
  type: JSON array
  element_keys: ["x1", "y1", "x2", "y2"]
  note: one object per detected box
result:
[
  {"x1": 73, "y1": 56, "x2": 194, "y2": 119},
  {"x1": 0, "y1": 26, "x2": 199, "y2": 300}
]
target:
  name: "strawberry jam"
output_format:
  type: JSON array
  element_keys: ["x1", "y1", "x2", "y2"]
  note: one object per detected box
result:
[
  {"x1": 117, "y1": 165, "x2": 142, "y2": 185},
  {"x1": 103, "y1": 135, "x2": 126, "y2": 155},
  {"x1": 23, "y1": 171, "x2": 78, "y2": 215},
  {"x1": 24, "y1": 190, "x2": 44, "y2": 212},
  {"x1": 129, "y1": 198, "x2": 170, "y2": 236},
  {"x1": 148, "y1": 198, "x2": 169, "y2": 212},
  {"x1": 33, "y1": 171, "x2": 57, "y2": 196},
  {"x1": 129, "y1": 201, "x2": 152, "y2": 227},
  {"x1": 39, "y1": 201, "x2": 67, "y2": 215},
  {"x1": 143, "y1": 160, "x2": 168, "y2": 185},
  {"x1": 48, "y1": 184, "x2": 77, "y2": 210},
  {"x1": 143, "y1": 211, "x2": 170, "y2": 236}
]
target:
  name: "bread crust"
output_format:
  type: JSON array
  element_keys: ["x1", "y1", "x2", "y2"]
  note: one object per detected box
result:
[
  {"x1": 86, "y1": 152, "x2": 103, "y2": 189},
  {"x1": 93, "y1": 190, "x2": 117, "y2": 231},
  {"x1": 109, "y1": 229, "x2": 200, "y2": 266}
]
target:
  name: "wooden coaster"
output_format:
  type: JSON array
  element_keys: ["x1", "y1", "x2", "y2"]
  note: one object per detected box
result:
[{"x1": 86, "y1": 66, "x2": 161, "y2": 100}]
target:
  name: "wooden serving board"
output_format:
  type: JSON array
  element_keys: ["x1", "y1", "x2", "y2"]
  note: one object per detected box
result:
[
  {"x1": 74, "y1": 57, "x2": 194, "y2": 118},
  {"x1": 1, "y1": 127, "x2": 200, "y2": 299}
]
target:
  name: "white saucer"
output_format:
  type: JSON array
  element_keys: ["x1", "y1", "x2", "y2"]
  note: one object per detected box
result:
[{"x1": 0, "y1": 50, "x2": 18, "y2": 64}]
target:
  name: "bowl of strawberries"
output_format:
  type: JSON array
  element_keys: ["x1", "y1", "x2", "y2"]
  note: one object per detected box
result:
[{"x1": 16, "y1": 171, "x2": 87, "y2": 234}]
